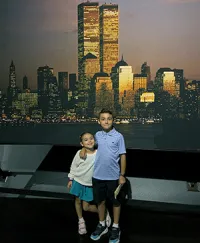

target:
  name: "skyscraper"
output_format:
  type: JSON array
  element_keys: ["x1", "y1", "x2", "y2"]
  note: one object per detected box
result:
[
  {"x1": 141, "y1": 62, "x2": 151, "y2": 83},
  {"x1": 9, "y1": 60, "x2": 16, "y2": 89},
  {"x1": 69, "y1": 73, "x2": 76, "y2": 93},
  {"x1": 78, "y1": 2, "x2": 99, "y2": 82},
  {"x1": 77, "y1": 1, "x2": 119, "y2": 116},
  {"x1": 77, "y1": 2, "x2": 119, "y2": 79},
  {"x1": 162, "y1": 71, "x2": 177, "y2": 96},
  {"x1": 100, "y1": 4, "x2": 119, "y2": 74},
  {"x1": 23, "y1": 75, "x2": 28, "y2": 90},
  {"x1": 7, "y1": 60, "x2": 18, "y2": 106},
  {"x1": 173, "y1": 69, "x2": 184, "y2": 97},
  {"x1": 58, "y1": 72, "x2": 68, "y2": 90},
  {"x1": 37, "y1": 65, "x2": 53, "y2": 116}
]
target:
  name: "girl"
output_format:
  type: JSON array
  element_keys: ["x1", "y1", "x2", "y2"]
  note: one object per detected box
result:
[{"x1": 67, "y1": 132, "x2": 111, "y2": 235}]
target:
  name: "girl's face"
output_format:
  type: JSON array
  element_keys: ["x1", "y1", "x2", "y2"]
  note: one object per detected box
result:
[{"x1": 80, "y1": 133, "x2": 95, "y2": 150}]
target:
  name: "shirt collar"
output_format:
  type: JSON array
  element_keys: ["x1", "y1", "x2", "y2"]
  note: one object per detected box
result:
[{"x1": 102, "y1": 127, "x2": 116, "y2": 136}]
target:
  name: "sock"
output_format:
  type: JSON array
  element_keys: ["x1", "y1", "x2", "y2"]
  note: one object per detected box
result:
[
  {"x1": 113, "y1": 223, "x2": 119, "y2": 228},
  {"x1": 99, "y1": 220, "x2": 105, "y2": 226},
  {"x1": 79, "y1": 217, "x2": 84, "y2": 222}
]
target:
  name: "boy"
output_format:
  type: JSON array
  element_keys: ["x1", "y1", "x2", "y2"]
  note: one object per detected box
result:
[{"x1": 80, "y1": 108, "x2": 126, "y2": 243}]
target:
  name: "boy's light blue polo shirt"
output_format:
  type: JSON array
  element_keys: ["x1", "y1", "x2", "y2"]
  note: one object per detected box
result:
[{"x1": 93, "y1": 128, "x2": 126, "y2": 180}]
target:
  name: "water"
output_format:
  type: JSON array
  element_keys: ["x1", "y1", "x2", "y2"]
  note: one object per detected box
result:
[{"x1": 0, "y1": 123, "x2": 163, "y2": 149}]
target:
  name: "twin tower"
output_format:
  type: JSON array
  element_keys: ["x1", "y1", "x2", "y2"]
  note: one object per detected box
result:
[{"x1": 78, "y1": 2, "x2": 119, "y2": 82}]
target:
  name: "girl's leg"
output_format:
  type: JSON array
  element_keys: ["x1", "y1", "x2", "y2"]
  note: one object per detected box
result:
[
  {"x1": 75, "y1": 197, "x2": 83, "y2": 219},
  {"x1": 75, "y1": 197, "x2": 87, "y2": 235},
  {"x1": 82, "y1": 201, "x2": 98, "y2": 213},
  {"x1": 83, "y1": 201, "x2": 111, "y2": 227}
]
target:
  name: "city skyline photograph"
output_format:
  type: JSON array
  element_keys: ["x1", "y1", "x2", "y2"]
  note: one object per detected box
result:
[
  {"x1": 0, "y1": 4, "x2": 200, "y2": 237},
  {"x1": 1, "y1": 0, "x2": 200, "y2": 91},
  {"x1": 0, "y1": 0, "x2": 200, "y2": 151},
  {"x1": 0, "y1": 3, "x2": 199, "y2": 237}
]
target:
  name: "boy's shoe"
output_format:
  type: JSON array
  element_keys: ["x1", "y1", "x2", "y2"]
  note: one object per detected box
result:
[
  {"x1": 90, "y1": 223, "x2": 108, "y2": 241},
  {"x1": 106, "y1": 210, "x2": 111, "y2": 227},
  {"x1": 109, "y1": 227, "x2": 121, "y2": 243},
  {"x1": 78, "y1": 220, "x2": 87, "y2": 235}
]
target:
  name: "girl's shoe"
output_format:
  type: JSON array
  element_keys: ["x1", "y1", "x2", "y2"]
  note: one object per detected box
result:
[
  {"x1": 106, "y1": 210, "x2": 111, "y2": 227},
  {"x1": 78, "y1": 220, "x2": 87, "y2": 235}
]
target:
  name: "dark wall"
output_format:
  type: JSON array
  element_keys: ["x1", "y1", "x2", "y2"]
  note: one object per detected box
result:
[{"x1": 37, "y1": 145, "x2": 200, "y2": 182}]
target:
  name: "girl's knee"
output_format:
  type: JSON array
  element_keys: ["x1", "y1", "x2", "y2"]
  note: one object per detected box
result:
[
  {"x1": 82, "y1": 202, "x2": 89, "y2": 211},
  {"x1": 75, "y1": 197, "x2": 81, "y2": 204}
]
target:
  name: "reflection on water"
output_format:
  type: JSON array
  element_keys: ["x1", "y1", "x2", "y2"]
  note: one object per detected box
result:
[{"x1": 0, "y1": 123, "x2": 163, "y2": 149}]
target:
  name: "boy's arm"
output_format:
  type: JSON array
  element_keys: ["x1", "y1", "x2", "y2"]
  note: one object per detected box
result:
[
  {"x1": 79, "y1": 147, "x2": 87, "y2": 159},
  {"x1": 118, "y1": 134, "x2": 126, "y2": 178},
  {"x1": 120, "y1": 154, "x2": 126, "y2": 176},
  {"x1": 119, "y1": 153, "x2": 126, "y2": 185}
]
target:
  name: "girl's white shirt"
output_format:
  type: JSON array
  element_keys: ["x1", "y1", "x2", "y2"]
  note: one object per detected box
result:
[{"x1": 68, "y1": 149, "x2": 97, "y2": 186}]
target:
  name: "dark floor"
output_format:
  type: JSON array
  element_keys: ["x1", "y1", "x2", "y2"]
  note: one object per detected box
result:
[{"x1": 0, "y1": 198, "x2": 200, "y2": 243}]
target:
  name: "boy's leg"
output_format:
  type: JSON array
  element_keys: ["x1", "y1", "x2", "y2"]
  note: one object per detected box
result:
[
  {"x1": 113, "y1": 205, "x2": 121, "y2": 225},
  {"x1": 90, "y1": 178, "x2": 108, "y2": 241},
  {"x1": 98, "y1": 200, "x2": 106, "y2": 221},
  {"x1": 107, "y1": 180, "x2": 121, "y2": 243},
  {"x1": 109, "y1": 206, "x2": 121, "y2": 243},
  {"x1": 98, "y1": 201, "x2": 111, "y2": 227}
]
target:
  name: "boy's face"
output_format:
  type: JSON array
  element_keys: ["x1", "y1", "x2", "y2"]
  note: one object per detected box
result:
[{"x1": 98, "y1": 112, "x2": 113, "y2": 131}]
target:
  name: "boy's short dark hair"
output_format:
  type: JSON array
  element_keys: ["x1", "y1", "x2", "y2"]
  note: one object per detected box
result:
[{"x1": 99, "y1": 108, "x2": 113, "y2": 118}]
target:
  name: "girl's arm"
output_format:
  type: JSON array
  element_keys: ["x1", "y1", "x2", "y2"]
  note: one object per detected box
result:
[{"x1": 68, "y1": 151, "x2": 80, "y2": 180}]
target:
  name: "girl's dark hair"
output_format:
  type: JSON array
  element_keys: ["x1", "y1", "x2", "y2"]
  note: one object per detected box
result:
[{"x1": 79, "y1": 132, "x2": 94, "y2": 142}]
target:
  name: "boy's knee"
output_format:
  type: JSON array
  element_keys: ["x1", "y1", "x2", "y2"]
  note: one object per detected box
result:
[
  {"x1": 112, "y1": 198, "x2": 121, "y2": 207},
  {"x1": 113, "y1": 202, "x2": 121, "y2": 207},
  {"x1": 97, "y1": 200, "x2": 106, "y2": 207}
]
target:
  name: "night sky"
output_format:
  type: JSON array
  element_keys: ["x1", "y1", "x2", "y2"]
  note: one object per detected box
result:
[{"x1": 0, "y1": 0, "x2": 200, "y2": 91}]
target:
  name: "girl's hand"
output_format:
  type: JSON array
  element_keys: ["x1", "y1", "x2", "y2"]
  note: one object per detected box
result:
[{"x1": 67, "y1": 180, "x2": 73, "y2": 189}]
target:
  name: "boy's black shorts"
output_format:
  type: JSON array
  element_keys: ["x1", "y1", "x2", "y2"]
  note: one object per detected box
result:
[{"x1": 92, "y1": 177, "x2": 121, "y2": 207}]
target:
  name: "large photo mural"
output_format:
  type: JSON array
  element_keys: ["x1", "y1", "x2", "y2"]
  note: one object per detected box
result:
[{"x1": 0, "y1": 0, "x2": 200, "y2": 149}]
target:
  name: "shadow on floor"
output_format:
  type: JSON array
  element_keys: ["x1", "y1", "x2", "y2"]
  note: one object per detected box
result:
[{"x1": 0, "y1": 198, "x2": 199, "y2": 243}]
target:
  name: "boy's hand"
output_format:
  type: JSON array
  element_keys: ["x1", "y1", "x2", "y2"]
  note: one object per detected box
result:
[
  {"x1": 79, "y1": 147, "x2": 87, "y2": 160},
  {"x1": 67, "y1": 180, "x2": 72, "y2": 189},
  {"x1": 119, "y1": 175, "x2": 126, "y2": 185}
]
